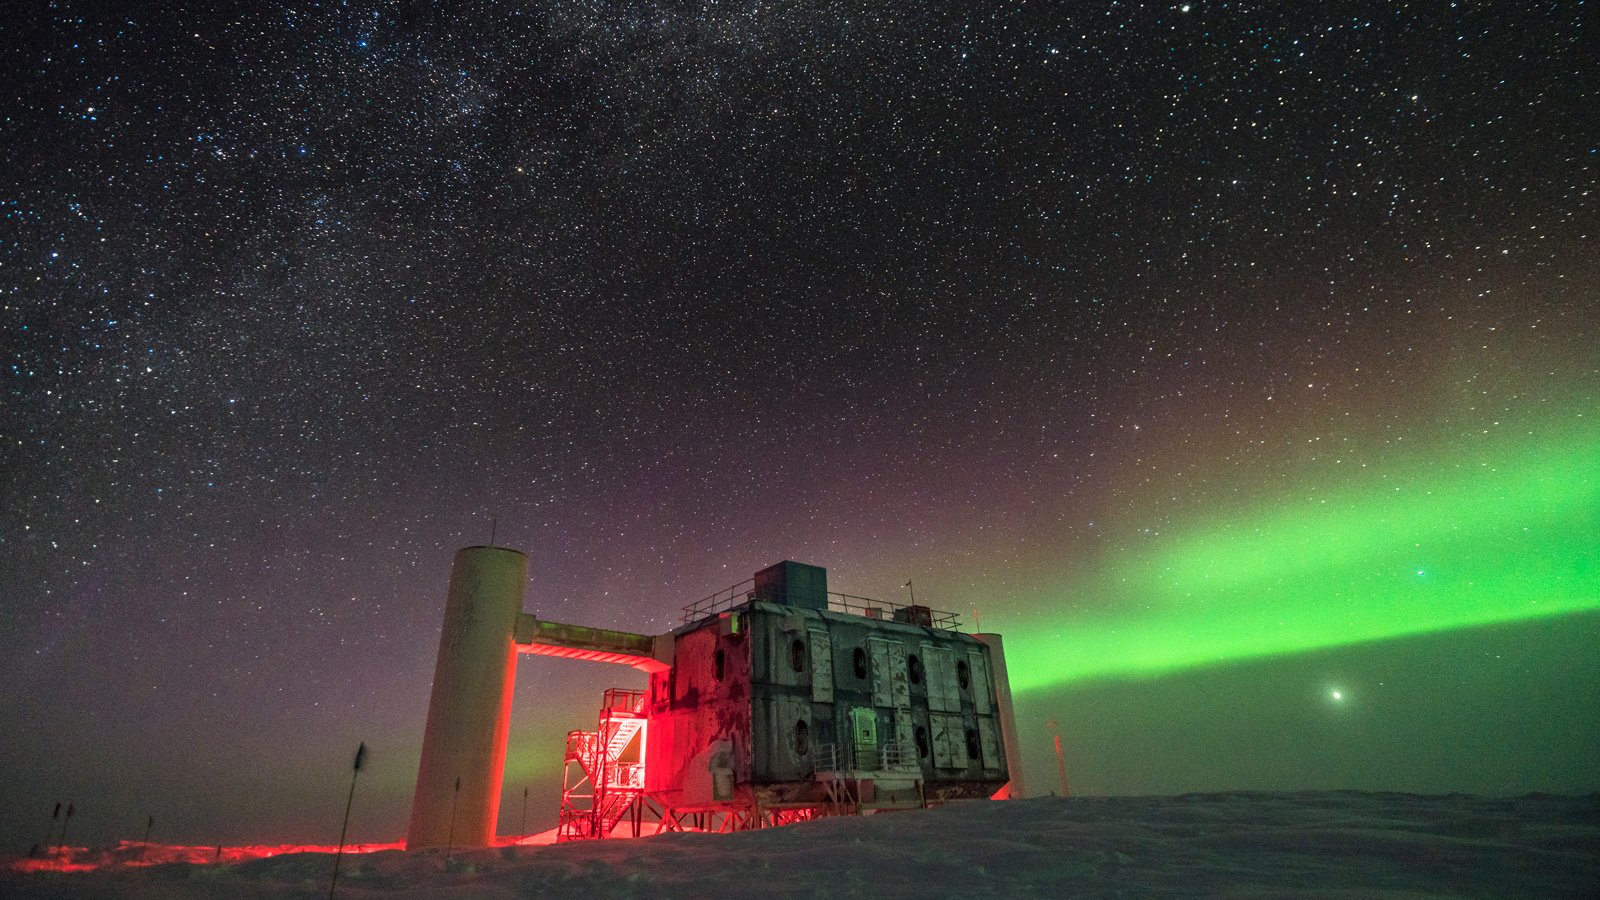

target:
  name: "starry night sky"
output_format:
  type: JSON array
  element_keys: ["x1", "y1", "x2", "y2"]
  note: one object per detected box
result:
[{"x1": 3, "y1": 0, "x2": 1597, "y2": 850}]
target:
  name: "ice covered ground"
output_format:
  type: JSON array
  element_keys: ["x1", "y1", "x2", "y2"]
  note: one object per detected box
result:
[{"x1": 5, "y1": 791, "x2": 1597, "y2": 899}]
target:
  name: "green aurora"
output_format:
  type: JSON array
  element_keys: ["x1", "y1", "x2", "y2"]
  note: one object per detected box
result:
[{"x1": 1005, "y1": 418, "x2": 1600, "y2": 693}]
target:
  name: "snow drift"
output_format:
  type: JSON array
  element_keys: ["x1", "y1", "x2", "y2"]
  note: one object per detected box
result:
[{"x1": 4, "y1": 791, "x2": 1596, "y2": 899}]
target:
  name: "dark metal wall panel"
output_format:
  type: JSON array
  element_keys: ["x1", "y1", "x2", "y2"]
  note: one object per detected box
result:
[
  {"x1": 967, "y1": 649, "x2": 993, "y2": 715},
  {"x1": 645, "y1": 600, "x2": 1008, "y2": 806},
  {"x1": 977, "y1": 718, "x2": 1003, "y2": 773},
  {"x1": 869, "y1": 638, "x2": 910, "y2": 708},
  {"x1": 751, "y1": 693, "x2": 814, "y2": 782},
  {"x1": 809, "y1": 629, "x2": 834, "y2": 702},
  {"x1": 643, "y1": 619, "x2": 752, "y2": 803},
  {"x1": 925, "y1": 646, "x2": 961, "y2": 712}
]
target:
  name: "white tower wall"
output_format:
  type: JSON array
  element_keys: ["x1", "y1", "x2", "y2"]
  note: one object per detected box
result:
[{"x1": 405, "y1": 546, "x2": 526, "y2": 849}]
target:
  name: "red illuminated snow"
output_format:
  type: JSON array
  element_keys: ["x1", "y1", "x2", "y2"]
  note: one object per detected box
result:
[{"x1": 4, "y1": 792, "x2": 1596, "y2": 899}]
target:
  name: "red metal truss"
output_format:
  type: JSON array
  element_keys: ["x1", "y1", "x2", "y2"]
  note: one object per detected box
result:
[{"x1": 557, "y1": 688, "x2": 653, "y2": 841}]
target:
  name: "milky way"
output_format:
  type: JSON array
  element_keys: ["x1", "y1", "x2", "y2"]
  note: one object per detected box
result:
[{"x1": 3, "y1": 1, "x2": 1595, "y2": 848}]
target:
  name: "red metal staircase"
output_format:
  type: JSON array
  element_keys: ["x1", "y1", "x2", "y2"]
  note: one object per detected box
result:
[{"x1": 557, "y1": 688, "x2": 650, "y2": 840}]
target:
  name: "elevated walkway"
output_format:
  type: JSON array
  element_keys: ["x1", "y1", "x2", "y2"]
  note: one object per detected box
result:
[{"x1": 515, "y1": 615, "x2": 671, "y2": 672}]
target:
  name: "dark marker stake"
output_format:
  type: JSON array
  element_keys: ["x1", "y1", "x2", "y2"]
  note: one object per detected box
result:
[
  {"x1": 520, "y1": 786, "x2": 528, "y2": 839},
  {"x1": 446, "y1": 775, "x2": 460, "y2": 865},
  {"x1": 45, "y1": 802, "x2": 61, "y2": 853},
  {"x1": 58, "y1": 803, "x2": 75, "y2": 856},
  {"x1": 328, "y1": 742, "x2": 366, "y2": 900}
]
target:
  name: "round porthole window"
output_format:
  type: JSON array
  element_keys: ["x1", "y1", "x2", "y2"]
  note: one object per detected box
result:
[
  {"x1": 791, "y1": 639, "x2": 806, "y2": 673},
  {"x1": 965, "y1": 728, "x2": 981, "y2": 761},
  {"x1": 915, "y1": 725, "x2": 930, "y2": 759},
  {"x1": 795, "y1": 719, "x2": 810, "y2": 756},
  {"x1": 956, "y1": 659, "x2": 971, "y2": 690},
  {"x1": 907, "y1": 654, "x2": 924, "y2": 685}
]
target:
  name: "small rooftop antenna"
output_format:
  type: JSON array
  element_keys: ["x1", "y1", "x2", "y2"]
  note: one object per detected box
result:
[{"x1": 489, "y1": 516, "x2": 498, "y2": 548}]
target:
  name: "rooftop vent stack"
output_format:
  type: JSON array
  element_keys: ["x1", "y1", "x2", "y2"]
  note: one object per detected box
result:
[{"x1": 752, "y1": 560, "x2": 828, "y2": 610}]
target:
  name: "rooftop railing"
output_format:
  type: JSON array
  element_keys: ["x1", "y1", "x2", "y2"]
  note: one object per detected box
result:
[
  {"x1": 679, "y1": 578, "x2": 757, "y2": 624},
  {"x1": 680, "y1": 580, "x2": 962, "y2": 631}
]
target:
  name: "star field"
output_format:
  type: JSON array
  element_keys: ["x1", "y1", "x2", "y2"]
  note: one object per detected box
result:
[{"x1": 2, "y1": 1, "x2": 1596, "y2": 848}]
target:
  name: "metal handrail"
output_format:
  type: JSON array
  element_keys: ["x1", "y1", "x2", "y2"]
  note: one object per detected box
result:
[
  {"x1": 827, "y1": 593, "x2": 962, "y2": 630},
  {"x1": 609, "y1": 761, "x2": 644, "y2": 790},
  {"x1": 600, "y1": 687, "x2": 646, "y2": 715},
  {"x1": 815, "y1": 740, "x2": 918, "y2": 774},
  {"x1": 566, "y1": 730, "x2": 597, "y2": 761},
  {"x1": 680, "y1": 578, "x2": 757, "y2": 623},
  {"x1": 681, "y1": 581, "x2": 962, "y2": 631}
]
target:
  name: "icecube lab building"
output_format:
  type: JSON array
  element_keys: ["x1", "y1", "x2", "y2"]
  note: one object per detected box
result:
[{"x1": 406, "y1": 547, "x2": 1024, "y2": 848}]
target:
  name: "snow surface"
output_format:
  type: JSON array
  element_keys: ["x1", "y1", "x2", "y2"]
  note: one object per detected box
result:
[{"x1": 4, "y1": 792, "x2": 1597, "y2": 899}]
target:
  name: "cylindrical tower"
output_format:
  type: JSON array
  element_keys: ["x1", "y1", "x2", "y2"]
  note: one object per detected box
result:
[
  {"x1": 406, "y1": 546, "x2": 527, "y2": 849},
  {"x1": 974, "y1": 633, "x2": 1026, "y2": 799}
]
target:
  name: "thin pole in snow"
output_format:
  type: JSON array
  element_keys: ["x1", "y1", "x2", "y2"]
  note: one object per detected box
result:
[
  {"x1": 329, "y1": 742, "x2": 366, "y2": 900},
  {"x1": 58, "y1": 803, "x2": 75, "y2": 855},
  {"x1": 520, "y1": 787, "x2": 528, "y2": 838},
  {"x1": 44, "y1": 802, "x2": 61, "y2": 853},
  {"x1": 446, "y1": 775, "x2": 460, "y2": 864}
]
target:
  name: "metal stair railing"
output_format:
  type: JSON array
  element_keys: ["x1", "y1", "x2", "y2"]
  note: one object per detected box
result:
[
  {"x1": 566, "y1": 730, "x2": 601, "y2": 781},
  {"x1": 602, "y1": 717, "x2": 645, "y2": 773},
  {"x1": 561, "y1": 687, "x2": 648, "y2": 840},
  {"x1": 815, "y1": 740, "x2": 916, "y2": 775}
]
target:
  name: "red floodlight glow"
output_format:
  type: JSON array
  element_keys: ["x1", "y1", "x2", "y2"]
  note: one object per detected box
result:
[{"x1": 5, "y1": 841, "x2": 406, "y2": 874}]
